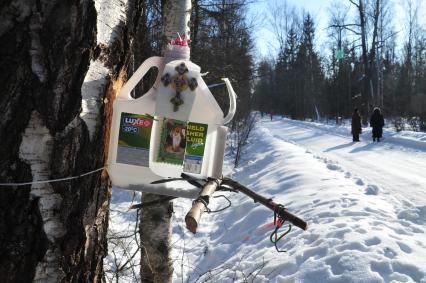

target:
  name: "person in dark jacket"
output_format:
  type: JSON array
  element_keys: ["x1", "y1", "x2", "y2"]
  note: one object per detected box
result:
[
  {"x1": 370, "y1": 107, "x2": 385, "y2": 142},
  {"x1": 351, "y1": 108, "x2": 362, "y2": 142}
]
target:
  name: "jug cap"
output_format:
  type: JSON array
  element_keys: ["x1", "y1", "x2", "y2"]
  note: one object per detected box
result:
[{"x1": 164, "y1": 33, "x2": 191, "y2": 62}]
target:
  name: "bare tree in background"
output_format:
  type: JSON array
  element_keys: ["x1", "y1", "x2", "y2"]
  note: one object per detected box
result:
[
  {"x1": 354, "y1": 0, "x2": 380, "y2": 111},
  {"x1": 326, "y1": 1, "x2": 352, "y2": 120},
  {"x1": 253, "y1": 0, "x2": 426, "y2": 130},
  {"x1": 267, "y1": 0, "x2": 298, "y2": 52},
  {"x1": 399, "y1": 0, "x2": 426, "y2": 129},
  {"x1": 326, "y1": 0, "x2": 383, "y2": 114}
]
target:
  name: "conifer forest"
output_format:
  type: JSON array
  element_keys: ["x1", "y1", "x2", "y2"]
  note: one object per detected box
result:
[{"x1": 254, "y1": 0, "x2": 426, "y2": 131}]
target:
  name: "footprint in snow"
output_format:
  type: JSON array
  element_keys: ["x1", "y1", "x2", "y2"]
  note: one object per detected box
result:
[
  {"x1": 397, "y1": 241, "x2": 412, "y2": 254},
  {"x1": 391, "y1": 261, "x2": 424, "y2": 282},
  {"x1": 355, "y1": 178, "x2": 364, "y2": 186},
  {"x1": 384, "y1": 247, "x2": 397, "y2": 258},
  {"x1": 335, "y1": 241, "x2": 369, "y2": 252},
  {"x1": 397, "y1": 206, "x2": 426, "y2": 225},
  {"x1": 365, "y1": 236, "x2": 381, "y2": 246},
  {"x1": 356, "y1": 228, "x2": 367, "y2": 234},
  {"x1": 334, "y1": 223, "x2": 347, "y2": 228},
  {"x1": 365, "y1": 184, "x2": 379, "y2": 195},
  {"x1": 326, "y1": 163, "x2": 342, "y2": 171},
  {"x1": 303, "y1": 233, "x2": 320, "y2": 245}
]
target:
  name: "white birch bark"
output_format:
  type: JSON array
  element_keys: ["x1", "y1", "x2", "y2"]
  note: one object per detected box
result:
[
  {"x1": 19, "y1": 111, "x2": 66, "y2": 283},
  {"x1": 0, "y1": 0, "x2": 140, "y2": 281},
  {"x1": 163, "y1": 0, "x2": 191, "y2": 41},
  {"x1": 140, "y1": 1, "x2": 192, "y2": 282}
]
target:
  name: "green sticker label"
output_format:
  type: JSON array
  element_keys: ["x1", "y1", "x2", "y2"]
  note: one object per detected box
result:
[
  {"x1": 184, "y1": 122, "x2": 207, "y2": 174},
  {"x1": 157, "y1": 118, "x2": 187, "y2": 165},
  {"x1": 116, "y1": 113, "x2": 152, "y2": 166}
]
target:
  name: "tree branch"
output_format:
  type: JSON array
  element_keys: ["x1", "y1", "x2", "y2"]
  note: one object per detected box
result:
[{"x1": 349, "y1": 0, "x2": 360, "y2": 8}]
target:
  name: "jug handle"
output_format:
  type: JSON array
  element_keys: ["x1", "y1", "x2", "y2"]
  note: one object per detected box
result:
[
  {"x1": 118, "y1": 56, "x2": 164, "y2": 100},
  {"x1": 222, "y1": 78, "x2": 237, "y2": 124}
]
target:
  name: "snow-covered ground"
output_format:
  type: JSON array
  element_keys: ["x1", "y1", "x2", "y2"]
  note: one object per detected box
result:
[
  {"x1": 266, "y1": 117, "x2": 426, "y2": 206},
  {"x1": 107, "y1": 115, "x2": 426, "y2": 282}
]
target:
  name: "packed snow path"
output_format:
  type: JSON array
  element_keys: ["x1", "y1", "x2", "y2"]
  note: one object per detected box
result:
[{"x1": 267, "y1": 117, "x2": 426, "y2": 206}]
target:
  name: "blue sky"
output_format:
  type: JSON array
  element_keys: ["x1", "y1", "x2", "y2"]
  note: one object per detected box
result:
[
  {"x1": 248, "y1": 0, "x2": 330, "y2": 59},
  {"x1": 247, "y1": 0, "x2": 426, "y2": 61}
]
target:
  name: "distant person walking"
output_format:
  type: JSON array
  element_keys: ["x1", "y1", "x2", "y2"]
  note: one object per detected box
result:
[
  {"x1": 351, "y1": 108, "x2": 362, "y2": 142},
  {"x1": 270, "y1": 111, "x2": 274, "y2": 121},
  {"x1": 370, "y1": 107, "x2": 385, "y2": 142}
]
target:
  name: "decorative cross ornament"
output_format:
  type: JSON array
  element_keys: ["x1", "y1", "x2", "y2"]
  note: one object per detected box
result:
[{"x1": 161, "y1": 62, "x2": 198, "y2": 112}]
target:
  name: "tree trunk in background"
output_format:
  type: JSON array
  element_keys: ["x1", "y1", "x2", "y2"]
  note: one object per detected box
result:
[
  {"x1": 0, "y1": 0, "x2": 142, "y2": 281},
  {"x1": 356, "y1": 0, "x2": 380, "y2": 115},
  {"x1": 139, "y1": 0, "x2": 191, "y2": 282}
]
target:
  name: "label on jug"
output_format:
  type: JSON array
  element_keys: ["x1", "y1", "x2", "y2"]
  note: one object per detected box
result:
[
  {"x1": 184, "y1": 122, "x2": 208, "y2": 174},
  {"x1": 116, "y1": 112, "x2": 152, "y2": 166},
  {"x1": 157, "y1": 118, "x2": 187, "y2": 165},
  {"x1": 156, "y1": 118, "x2": 208, "y2": 174}
]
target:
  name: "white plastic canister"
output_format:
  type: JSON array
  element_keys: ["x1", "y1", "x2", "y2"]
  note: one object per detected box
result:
[
  {"x1": 107, "y1": 57, "x2": 165, "y2": 187},
  {"x1": 107, "y1": 55, "x2": 237, "y2": 188}
]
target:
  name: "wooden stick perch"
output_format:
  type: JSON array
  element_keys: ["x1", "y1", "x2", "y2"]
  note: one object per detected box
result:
[
  {"x1": 222, "y1": 178, "x2": 308, "y2": 231},
  {"x1": 184, "y1": 177, "x2": 307, "y2": 234},
  {"x1": 185, "y1": 178, "x2": 222, "y2": 233}
]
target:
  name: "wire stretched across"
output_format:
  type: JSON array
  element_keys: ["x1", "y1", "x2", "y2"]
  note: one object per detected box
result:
[{"x1": 0, "y1": 167, "x2": 106, "y2": 187}]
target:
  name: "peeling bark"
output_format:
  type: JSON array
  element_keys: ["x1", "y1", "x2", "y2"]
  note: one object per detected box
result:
[{"x1": 0, "y1": 0, "x2": 143, "y2": 282}]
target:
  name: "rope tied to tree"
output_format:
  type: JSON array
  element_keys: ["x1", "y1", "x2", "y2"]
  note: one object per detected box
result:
[{"x1": 192, "y1": 193, "x2": 232, "y2": 213}]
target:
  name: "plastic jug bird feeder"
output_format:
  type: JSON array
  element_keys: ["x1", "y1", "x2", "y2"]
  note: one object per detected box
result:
[{"x1": 107, "y1": 35, "x2": 237, "y2": 198}]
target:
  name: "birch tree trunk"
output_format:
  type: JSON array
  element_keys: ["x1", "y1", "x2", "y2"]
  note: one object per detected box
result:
[
  {"x1": 355, "y1": 0, "x2": 381, "y2": 112},
  {"x1": 0, "y1": 0, "x2": 142, "y2": 282},
  {"x1": 139, "y1": 1, "x2": 191, "y2": 282}
]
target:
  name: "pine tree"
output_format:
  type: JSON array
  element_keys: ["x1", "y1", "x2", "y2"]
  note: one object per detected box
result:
[
  {"x1": 276, "y1": 27, "x2": 298, "y2": 116},
  {"x1": 293, "y1": 14, "x2": 323, "y2": 119},
  {"x1": 254, "y1": 60, "x2": 274, "y2": 114}
]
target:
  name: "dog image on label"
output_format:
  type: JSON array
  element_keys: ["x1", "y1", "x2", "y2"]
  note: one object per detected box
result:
[
  {"x1": 170, "y1": 126, "x2": 185, "y2": 152},
  {"x1": 164, "y1": 122, "x2": 186, "y2": 154}
]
